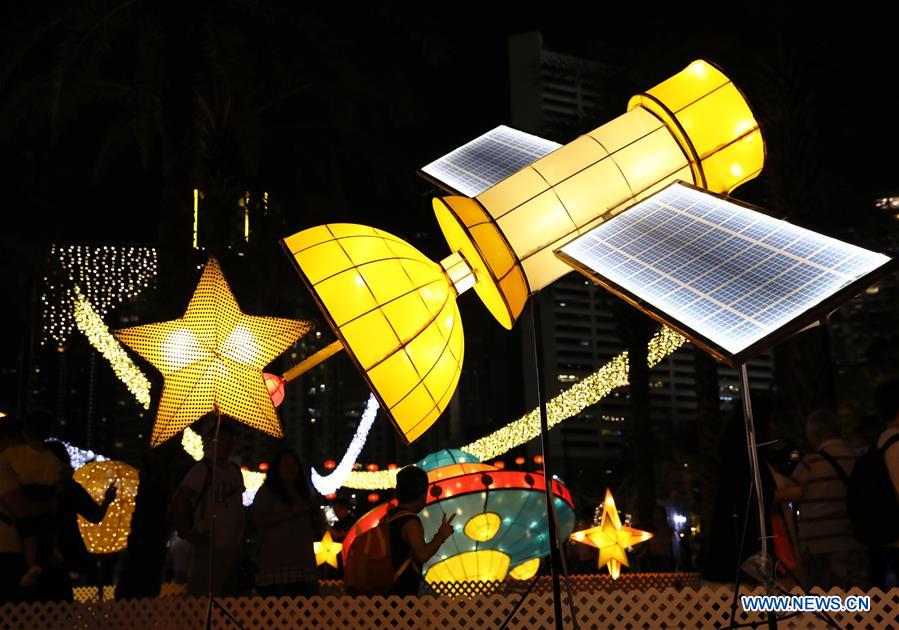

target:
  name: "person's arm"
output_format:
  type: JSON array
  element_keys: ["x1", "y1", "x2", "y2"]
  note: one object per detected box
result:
[
  {"x1": 71, "y1": 481, "x2": 116, "y2": 524},
  {"x1": 0, "y1": 464, "x2": 56, "y2": 519},
  {"x1": 0, "y1": 486, "x2": 56, "y2": 519},
  {"x1": 401, "y1": 512, "x2": 455, "y2": 565},
  {"x1": 172, "y1": 464, "x2": 209, "y2": 543},
  {"x1": 172, "y1": 485, "x2": 203, "y2": 542},
  {"x1": 774, "y1": 458, "x2": 808, "y2": 505}
]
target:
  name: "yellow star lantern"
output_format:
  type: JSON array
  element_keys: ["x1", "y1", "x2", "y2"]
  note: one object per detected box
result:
[
  {"x1": 314, "y1": 530, "x2": 343, "y2": 569},
  {"x1": 281, "y1": 60, "x2": 764, "y2": 445},
  {"x1": 569, "y1": 489, "x2": 653, "y2": 580},
  {"x1": 115, "y1": 257, "x2": 312, "y2": 446},
  {"x1": 73, "y1": 460, "x2": 140, "y2": 554}
]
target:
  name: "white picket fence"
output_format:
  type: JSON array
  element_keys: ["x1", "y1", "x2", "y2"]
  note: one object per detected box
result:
[{"x1": 3, "y1": 578, "x2": 895, "y2": 629}]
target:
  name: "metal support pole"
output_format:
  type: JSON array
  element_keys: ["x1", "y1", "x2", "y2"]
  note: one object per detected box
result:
[
  {"x1": 739, "y1": 365, "x2": 772, "y2": 582},
  {"x1": 531, "y1": 299, "x2": 566, "y2": 630}
]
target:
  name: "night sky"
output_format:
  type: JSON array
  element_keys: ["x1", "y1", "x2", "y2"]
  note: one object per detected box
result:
[{"x1": 2, "y1": 3, "x2": 897, "y2": 419}]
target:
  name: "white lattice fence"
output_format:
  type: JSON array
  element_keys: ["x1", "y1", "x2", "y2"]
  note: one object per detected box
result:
[{"x1": 1, "y1": 586, "x2": 896, "y2": 629}]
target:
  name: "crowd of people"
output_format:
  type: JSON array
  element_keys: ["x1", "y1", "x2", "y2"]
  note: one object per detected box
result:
[
  {"x1": 703, "y1": 379, "x2": 899, "y2": 591},
  {"x1": 0, "y1": 411, "x2": 116, "y2": 602},
  {"x1": 1, "y1": 379, "x2": 898, "y2": 603}
]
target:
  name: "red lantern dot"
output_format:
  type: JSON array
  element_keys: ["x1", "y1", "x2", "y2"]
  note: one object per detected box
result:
[
  {"x1": 325, "y1": 493, "x2": 337, "y2": 500},
  {"x1": 387, "y1": 463, "x2": 398, "y2": 470},
  {"x1": 258, "y1": 461, "x2": 269, "y2": 472},
  {"x1": 367, "y1": 463, "x2": 379, "y2": 472},
  {"x1": 323, "y1": 460, "x2": 337, "y2": 470},
  {"x1": 515, "y1": 457, "x2": 525, "y2": 465},
  {"x1": 493, "y1": 461, "x2": 505, "y2": 470},
  {"x1": 534, "y1": 455, "x2": 544, "y2": 465},
  {"x1": 368, "y1": 493, "x2": 380, "y2": 503}
]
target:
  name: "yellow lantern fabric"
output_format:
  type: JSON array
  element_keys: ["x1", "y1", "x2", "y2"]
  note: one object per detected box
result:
[
  {"x1": 314, "y1": 530, "x2": 343, "y2": 569},
  {"x1": 629, "y1": 60, "x2": 764, "y2": 194},
  {"x1": 73, "y1": 460, "x2": 139, "y2": 554},
  {"x1": 115, "y1": 257, "x2": 312, "y2": 445},
  {"x1": 425, "y1": 549, "x2": 511, "y2": 583},
  {"x1": 569, "y1": 489, "x2": 653, "y2": 580},
  {"x1": 434, "y1": 59, "x2": 764, "y2": 328},
  {"x1": 508, "y1": 557, "x2": 540, "y2": 581},
  {"x1": 282, "y1": 224, "x2": 464, "y2": 444},
  {"x1": 463, "y1": 512, "x2": 502, "y2": 542}
]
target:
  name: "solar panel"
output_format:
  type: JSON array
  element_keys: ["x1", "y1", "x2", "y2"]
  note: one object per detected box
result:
[
  {"x1": 556, "y1": 182, "x2": 894, "y2": 364},
  {"x1": 420, "y1": 125, "x2": 561, "y2": 197}
]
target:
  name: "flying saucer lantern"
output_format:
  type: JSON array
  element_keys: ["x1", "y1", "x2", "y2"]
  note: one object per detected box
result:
[{"x1": 342, "y1": 449, "x2": 575, "y2": 584}]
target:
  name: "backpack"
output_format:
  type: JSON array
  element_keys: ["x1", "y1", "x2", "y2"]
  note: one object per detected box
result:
[
  {"x1": 839, "y1": 434, "x2": 899, "y2": 546},
  {"x1": 344, "y1": 510, "x2": 417, "y2": 595}
]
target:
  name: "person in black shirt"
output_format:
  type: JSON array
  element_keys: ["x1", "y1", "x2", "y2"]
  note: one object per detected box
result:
[
  {"x1": 387, "y1": 466, "x2": 454, "y2": 596},
  {"x1": 43, "y1": 441, "x2": 116, "y2": 578}
]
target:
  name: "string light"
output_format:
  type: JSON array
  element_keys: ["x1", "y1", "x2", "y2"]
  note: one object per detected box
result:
[
  {"x1": 182, "y1": 426, "x2": 204, "y2": 461},
  {"x1": 310, "y1": 394, "x2": 379, "y2": 495},
  {"x1": 73, "y1": 460, "x2": 140, "y2": 555},
  {"x1": 41, "y1": 245, "x2": 157, "y2": 345},
  {"x1": 341, "y1": 326, "x2": 685, "y2": 490},
  {"x1": 241, "y1": 469, "x2": 265, "y2": 506},
  {"x1": 72, "y1": 287, "x2": 152, "y2": 409},
  {"x1": 47, "y1": 438, "x2": 108, "y2": 470},
  {"x1": 193, "y1": 189, "x2": 200, "y2": 249}
]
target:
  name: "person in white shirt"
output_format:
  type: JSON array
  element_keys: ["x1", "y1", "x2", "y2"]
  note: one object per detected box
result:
[
  {"x1": 172, "y1": 421, "x2": 245, "y2": 596},
  {"x1": 777, "y1": 410, "x2": 866, "y2": 588}
]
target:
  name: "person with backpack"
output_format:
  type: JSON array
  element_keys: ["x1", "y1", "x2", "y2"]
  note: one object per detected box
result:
[
  {"x1": 344, "y1": 466, "x2": 454, "y2": 596},
  {"x1": 868, "y1": 379, "x2": 899, "y2": 588},
  {"x1": 387, "y1": 466, "x2": 455, "y2": 596},
  {"x1": 775, "y1": 410, "x2": 867, "y2": 588},
  {"x1": 172, "y1": 421, "x2": 245, "y2": 596}
]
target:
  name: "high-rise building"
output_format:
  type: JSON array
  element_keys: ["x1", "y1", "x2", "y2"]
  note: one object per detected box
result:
[{"x1": 509, "y1": 32, "x2": 774, "y2": 489}]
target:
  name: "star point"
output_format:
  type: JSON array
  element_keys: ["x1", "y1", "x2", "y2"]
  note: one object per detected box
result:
[{"x1": 115, "y1": 257, "x2": 312, "y2": 445}]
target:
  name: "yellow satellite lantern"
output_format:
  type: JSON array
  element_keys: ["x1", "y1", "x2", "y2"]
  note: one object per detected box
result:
[
  {"x1": 73, "y1": 460, "x2": 140, "y2": 554},
  {"x1": 115, "y1": 257, "x2": 312, "y2": 446},
  {"x1": 282, "y1": 60, "x2": 764, "y2": 444}
]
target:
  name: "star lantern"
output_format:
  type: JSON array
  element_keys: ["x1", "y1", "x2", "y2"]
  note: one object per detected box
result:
[
  {"x1": 314, "y1": 530, "x2": 343, "y2": 569},
  {"x1": 115, "y1": 257, "x2": 312, "y2": 446},
  {"x1": 569, "y1": 489, "x2": 652, "y2": 580}
]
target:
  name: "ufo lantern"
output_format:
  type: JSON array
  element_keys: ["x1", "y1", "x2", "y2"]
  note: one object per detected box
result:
[{"x1": 342, "y1": 449, "x2": 576, "y2": 583}]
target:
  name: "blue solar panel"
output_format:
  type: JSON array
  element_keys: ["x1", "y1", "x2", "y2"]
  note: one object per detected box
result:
[
  {"x1": 557, "y1": 183, "x2": 892, "y2": 359},
  {"x1": 421, "y1": 125, "x2": 561, "y2": 197}
]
